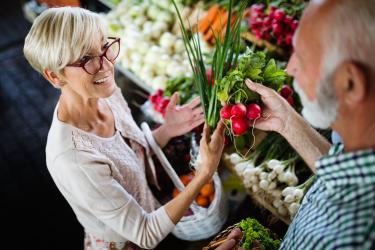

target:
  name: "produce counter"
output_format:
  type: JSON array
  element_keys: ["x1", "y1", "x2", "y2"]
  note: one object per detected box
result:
[{"x1": 23, "y1": 1, "x2": 319, "y2": 246}]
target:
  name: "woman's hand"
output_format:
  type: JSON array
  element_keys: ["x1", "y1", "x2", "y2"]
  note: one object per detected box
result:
[
  {"x1": 245, "y1": 79, "x2": 296, "y2": 136},
  {"x1": 197, "y1": 121, "x2": 226, "y2": 180},
  {"x1": 164, "y1": 121, "x2": 225, "y2": 224},
  {"x1": 164, "y1": 92, "x2": 205, "y2": 137},
  {"x1": 153, "y1": 92, "x2": 205, "y2": 148}
]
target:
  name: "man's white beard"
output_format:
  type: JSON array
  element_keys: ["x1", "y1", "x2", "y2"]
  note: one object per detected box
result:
[{"x1": 293, "y1": 78, "x2": 338, "y2": 129}]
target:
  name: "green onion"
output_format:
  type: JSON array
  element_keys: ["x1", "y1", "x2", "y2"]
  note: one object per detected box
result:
[{"x1": 172, "y1": 0, "x2": 247, "y2": 128}]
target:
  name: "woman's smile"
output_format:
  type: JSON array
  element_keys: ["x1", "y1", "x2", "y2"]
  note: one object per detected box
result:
[{"x1": 93, "y1": 75, "x2": 110, "y2": 85}]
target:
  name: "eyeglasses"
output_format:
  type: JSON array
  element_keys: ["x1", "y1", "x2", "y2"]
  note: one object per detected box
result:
[{"x1": 67, "y1": 37, "x2": 120, "y2": 75}]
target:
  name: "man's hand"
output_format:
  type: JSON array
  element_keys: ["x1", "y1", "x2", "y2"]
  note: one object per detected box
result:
[
  {"x1": 245, "y1": 79, "x2": 331, "y2": 173},
  {"x1": 215, "y1": 227, "x2": 244, "y2": 250},
  {"x1": 245, "y1": 79, "x2": 296, "y2": 135}
]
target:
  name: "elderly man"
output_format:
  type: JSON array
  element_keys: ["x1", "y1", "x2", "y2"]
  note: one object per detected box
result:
[{"x1": 217, "y1": 0, "x2": 375, "y2": 249}]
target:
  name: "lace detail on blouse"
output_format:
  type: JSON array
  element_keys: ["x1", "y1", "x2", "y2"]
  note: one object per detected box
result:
[{"x1": 71, "y1": 88, "x2": 159, "y2": 213}]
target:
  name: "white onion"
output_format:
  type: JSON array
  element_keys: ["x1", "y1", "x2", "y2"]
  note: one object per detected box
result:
[
  {"x1": 293, "y1": 188, "x2": 304, "y2": 200},
  {"x1": 272, "y1": 199, "x2": 283, "y2": 208},
  {"x1": 284, "y1": 194, "x2": 295, "y2": 203},
  {"x1": 278, "y1": 206, "x2": 287, "y2": 216},
  {"x1": 268, "y1": 181, "x2": 277, "y2": 190},
  {"x1": 260, "y1": 172, "x2": 268, "y2": 180},
  {"x1": 288, "y1": 202, "x2": 300, "y2": 215},
  {"x1": 259, "y1": 180, "x2": 269, "y2": 190},
  {"x1": 282, "y1": 187, "x2": 295, "y2": 197},
  {"x1": 268, "y1": 171, "x2": 277, "y2": 181},
  {"x1": 229, "y1": 153, "x2": 242, "y2": 165},
  {"x1": 267, "y1": 159, "x2": 282, "y2": 170}
]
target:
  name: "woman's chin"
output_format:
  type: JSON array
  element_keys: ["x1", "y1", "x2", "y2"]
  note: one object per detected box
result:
[{"x1": 95, "y1": 78, "x2": 116, "y2": 98}]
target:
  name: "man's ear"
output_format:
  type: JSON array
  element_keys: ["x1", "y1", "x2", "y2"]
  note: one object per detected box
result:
[
  {"x1": 333, "y1": 61, "x2": 367, "y2": 105},
  {"x1": 43, "y1": 69, "x2": 66, "y2": 89}
]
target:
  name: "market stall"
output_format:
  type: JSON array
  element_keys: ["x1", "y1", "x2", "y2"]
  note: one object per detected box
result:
[
  {"x1": 99, "y1": 0, "x2": 320, "y2": 249},
  {"x1": 22, "y1": 0, "x2": 327, "y2": 249}
]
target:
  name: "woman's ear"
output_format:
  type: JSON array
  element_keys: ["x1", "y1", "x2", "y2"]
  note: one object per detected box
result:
[
  {"x1": 43, "y1": 69, "x2": 66, "y2": 89},
  {"x1": 333, "y1": 61, "x2": 367, "y2": 106}
]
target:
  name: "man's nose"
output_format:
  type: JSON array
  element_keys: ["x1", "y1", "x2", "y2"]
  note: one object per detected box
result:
[{"x1": 286, "y1": 53, "x2": 297, "y2": 76}]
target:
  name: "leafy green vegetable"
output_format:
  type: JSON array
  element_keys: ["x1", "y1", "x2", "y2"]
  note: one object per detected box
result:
[
  {"x1": 239, "y1": 218, "x2": 281, "y2": 250},
  {"x1": 269, "y1": 0, "x2": 307, "y2": 19},
  {"x1": 263, "y1": 59, "x2": 287, "y2": 88},
  {"x1": 164, "y1": 76, "x2": 198, "y2": 105},
  {"x1": 216, "y1": 48, "x2": 288, "y2": 105}
]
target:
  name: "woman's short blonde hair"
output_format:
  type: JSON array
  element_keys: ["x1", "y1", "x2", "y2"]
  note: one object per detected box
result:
[{"x1": 23, "y1": 7, "x2": 107, "y2": 75}]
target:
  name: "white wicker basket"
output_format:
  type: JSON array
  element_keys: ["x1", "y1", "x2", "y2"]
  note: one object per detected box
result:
[{"x1": 141, "y1": 122, "x2": 229, "y2": 241}]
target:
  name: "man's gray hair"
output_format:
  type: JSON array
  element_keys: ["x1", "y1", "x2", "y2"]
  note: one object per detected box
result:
[
  {"x1": 295, "y1": 0, "x2": 375, "y2": 129},
  {"x1": 321, "y1": 0, "x2": 375, "y2": 77}
]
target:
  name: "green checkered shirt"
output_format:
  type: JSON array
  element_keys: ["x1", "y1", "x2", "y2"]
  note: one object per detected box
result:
[{"x1": 280, "y1": 144, "x2": 375, "y2": 249}]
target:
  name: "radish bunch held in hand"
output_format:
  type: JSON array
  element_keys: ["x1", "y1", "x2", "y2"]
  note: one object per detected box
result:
[
  {"x1": 247, "y1": 4, "x2": 299, "y2": 51},
  {"x1": 220, "y1": 103, "x2": 262, "y2": 136},
  {"x1": 279, "y1": 84, "x2": 295, "y2": 106},
  {"x1": 148, "y1": 89, "x2": 170, "y2": 115},
  {"x1": 215, "y1": 48, "x2": 289, "y2": 150}
]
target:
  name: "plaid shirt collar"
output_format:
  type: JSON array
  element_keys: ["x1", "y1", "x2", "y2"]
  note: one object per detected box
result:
[{"x1": 316, "y1": 143, "x2": 375, "y2": 188}]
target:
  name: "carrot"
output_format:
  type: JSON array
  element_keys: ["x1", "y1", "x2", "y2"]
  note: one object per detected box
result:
[
  {"x1": 230, "y1": 13, "x2": 237, "y2": 28},
  {"x1": 243, "y1": 8, "x2": 252, "y2": 18},
  {"x1": 205, "y1": 9, "x2": 228, "y2": 43},
  {"x1": 211, "y1": 12, "x2": 237, "y2": 44},
  {"x1": 196, "y1": 4, "x2": 220, "y2": 34}
]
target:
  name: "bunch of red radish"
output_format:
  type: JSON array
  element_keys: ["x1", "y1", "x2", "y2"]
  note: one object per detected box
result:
[
  {"x1": 148, "y1": 89, "x2": 170, "y2": 116},
  {"x1": 247, "y1": 4, "x2": 298, "y2": 50},
  {"x1": 279, "y1": 85, "x2": 295, "y2": 106},
  {"x1": 220, "y1": 103, "x2": 262, "y2": 136}
]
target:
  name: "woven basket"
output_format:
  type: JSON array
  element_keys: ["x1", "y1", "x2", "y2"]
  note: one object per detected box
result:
[
  {"x1": 203, "y1": 224, "x2": 243, "y2": 250},
  {"x1": 141, "y1": 122, "x2": 229, "y2": 241},
  {"x1": 203, "y1": 222, "x2": 280, "y2": 250}
]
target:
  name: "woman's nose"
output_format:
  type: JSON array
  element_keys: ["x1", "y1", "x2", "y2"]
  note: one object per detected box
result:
[{"x1": 99, "y1": 56, "x2": 113, "y2": 72}]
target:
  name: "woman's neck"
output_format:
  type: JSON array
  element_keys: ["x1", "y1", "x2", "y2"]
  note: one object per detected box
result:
[{"x1": 57, "y1": 90, "x2": 114, "y2": 136}]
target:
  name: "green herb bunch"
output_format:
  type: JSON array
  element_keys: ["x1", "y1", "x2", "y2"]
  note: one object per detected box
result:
[
  {"x1": 239, "y1": 218, "x2": 281, "y2": 250},
  {"x1": 217, "y1": 48, "x2": 288, "y2": 105}
]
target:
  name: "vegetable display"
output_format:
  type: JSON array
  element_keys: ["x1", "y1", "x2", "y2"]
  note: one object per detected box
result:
[
  {"x1": 247, "y1": 3, "x2": 299, "y2": 51},
  {"x1": 103, "y1": 0, "x2": 328, "y2": 236},
  {"x1": 104, "y1": 0, "x2": 212, "y2": 90}
]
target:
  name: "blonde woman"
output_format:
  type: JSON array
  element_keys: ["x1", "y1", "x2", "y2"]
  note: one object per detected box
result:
[{"x1": 24, "y1": 7, "x2": 225, "y2": 250}]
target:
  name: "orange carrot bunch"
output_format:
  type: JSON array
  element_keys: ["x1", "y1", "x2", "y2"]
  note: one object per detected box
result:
[{"x1": 196, "y1": 4, "x2": 239, "y2": 45}]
